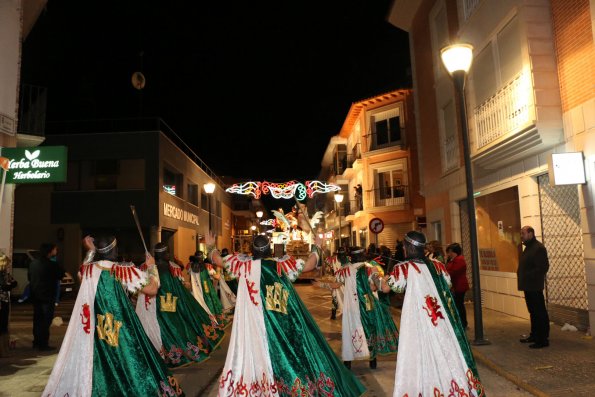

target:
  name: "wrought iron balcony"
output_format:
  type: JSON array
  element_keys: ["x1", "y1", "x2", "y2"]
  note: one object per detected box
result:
[{"x1": 367, "y1": 185, "x2": 409, "y2": 208}]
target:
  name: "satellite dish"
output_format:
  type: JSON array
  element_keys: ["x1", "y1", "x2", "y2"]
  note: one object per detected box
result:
[{"x1": 131, "y1": 72, "x2": 146, "y2": 90}]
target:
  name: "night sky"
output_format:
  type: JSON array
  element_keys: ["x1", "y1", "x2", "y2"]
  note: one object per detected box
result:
[{"x1": 21, "y1": 1, "x2": 411, "y2": 180}]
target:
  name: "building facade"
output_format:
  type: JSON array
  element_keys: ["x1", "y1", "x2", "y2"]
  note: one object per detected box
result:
[
  {"x1": 319, "y1": 90, "x2": 425, "y2": 254},
  {"x1": 388, "y1": 0, "x2": 595, "y2": 329},
  {"x1": 13, "y1": 123, "x2": 232, "y2": 277}
]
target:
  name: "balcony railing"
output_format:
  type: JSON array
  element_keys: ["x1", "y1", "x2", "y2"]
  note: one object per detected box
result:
[
  {"x1": 443, "y1": 134, "x2": 459, "y2": 172},
  {"x1": 368, "y1": 185, "x2": 409, "y2": 208},
  {"x1": 330, "y1": 154, "x2": 360, "y2": 176},
  {"x1": 474, "y1": 70, "x2": 533, "y2": 150},
  {"x1": 364, "y1": 131, "x2": 404, "y2": 152}
]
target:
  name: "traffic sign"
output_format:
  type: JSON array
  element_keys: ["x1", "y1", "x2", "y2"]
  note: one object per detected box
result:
[{"x1": 369, "y1": 218, "x2": 384, "y2": 234}]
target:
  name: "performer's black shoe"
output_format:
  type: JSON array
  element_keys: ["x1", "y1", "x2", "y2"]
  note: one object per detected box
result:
[
  {"x1": 529, "y1": 341, "x2": 549, "y2": 349},
  {"x1": 519, "y1": 335, "x2": 535, "y2": 343},
  {"x1": 369, "y1": 358, "x2": 377, "y2": 369},
  {"x1": 343, "y1": 361, "x2": 351, "y2": 369},
  {"x1": 330, "y1": 309, "x2": 337, "y2": 320}
]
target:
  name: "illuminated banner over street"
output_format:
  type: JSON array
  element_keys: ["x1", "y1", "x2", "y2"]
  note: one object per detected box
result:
[{"x1": 0, "y1": 146, "x2": 68, "y2": 183}]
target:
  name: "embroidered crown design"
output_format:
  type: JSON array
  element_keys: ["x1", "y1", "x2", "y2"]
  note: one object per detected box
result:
[{"x1": 160, "y1": 292, "x2": 178, "y2": 312}]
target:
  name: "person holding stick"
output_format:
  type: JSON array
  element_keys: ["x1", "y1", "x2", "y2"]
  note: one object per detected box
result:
[{"x1": 43, "y1": 235, "x2": 184, "y2": 397}]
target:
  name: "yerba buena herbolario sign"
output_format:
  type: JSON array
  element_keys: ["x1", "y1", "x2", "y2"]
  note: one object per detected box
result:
[{"x1": 0, "y1": 146, "x2": 68, "y2": 183}]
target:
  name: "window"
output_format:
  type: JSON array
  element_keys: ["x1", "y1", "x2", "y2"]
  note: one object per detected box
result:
[
  {"x1": 54, "y1": 161, "x2": 80, "y2": 191},
  {"x1": 440, "y1": 100, "x2": 459, "y2": 172},
  {"x1": 471, "y1": 15, "x2": 522, "y2": 106},
  {"x1": 163, "y1": 166, "x2": 182, "y2": 197},
  {"x1": 374, "y1": 166, "x2": 408, "y2": 207},
  {"x1": 201, "y1": 193, "x2": 208, "y2": 210},
  {"x1": 368, "y1": 105, "x2": 404, "y2": 151},
  {"x1": 188, "y1": 183, "x2": 199, "y2": 206},
  {"x1": 94, "y1": 160, "x2": 119, "y2": 190},
  {"x1": 430, "y1": 1, "x2": 450, "y2": 79}
]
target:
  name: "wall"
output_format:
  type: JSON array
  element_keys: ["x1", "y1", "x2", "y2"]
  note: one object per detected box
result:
[
  {"x1": 551, "y1": 0, "x2": 595, "y2": 330},
  {"x1": 0, "y1": 0, "x2": 22, "y2": 260}
]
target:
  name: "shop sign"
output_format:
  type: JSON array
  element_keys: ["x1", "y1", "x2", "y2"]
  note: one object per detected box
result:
[
  {"x1": 0, "y1": 146, "x2": 67, "y2": 183},
  {"x1": 163, "y1": 202, "x2": 199, "y2": 226}
]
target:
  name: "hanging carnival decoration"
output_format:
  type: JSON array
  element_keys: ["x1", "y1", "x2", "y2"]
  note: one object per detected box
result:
[
  {"x1": 225, "y1": 180, "x2": 340, "y2": 201},
  {"x1": 225, "y1": 181, "x2": 262, "y2": 199},
  {"x1": 260, "y1": 219, "x2": 277, "y2": 226}
]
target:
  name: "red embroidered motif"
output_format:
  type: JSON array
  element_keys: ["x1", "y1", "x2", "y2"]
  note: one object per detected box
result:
[
  {"x1": 246, "y1": 279, "x2": 259, "y2": 306},
  {"x1": 466, "y1": 369, "x2": 485, "y2": 397},
  {"x1": 144, "y1": 294, "x2": 152, "y2": 310},
  {"x1": 351, "y1": 329, "x2": 365, "y2": 353},
  {"x1": 334, "y1": 266, "x2": 351, "y2": 279},
  {"x1": 227, "y1": 254, "x2": 252, "y2": 277},
  {"x1": 219, "y1": 370, "x2": 334, "y2": 397},
  {"x1": 110, "y1": 264, "x2": 140, "y2": 283},
  {"x1": 423, "y1": 295, "x2": 445, "y2": 326},
  {"x1": 276, "y1": 256, "x2": 298, "y2": 276},
  {"x1": 80, "y1": 303, "x2": 91, "y2": 334},
  {"x1": 447, "y1": 378, "x2": 470, "y2": 397},
  {"x1": 432, "y1": 259, "x2": 447, "y2": 275}
]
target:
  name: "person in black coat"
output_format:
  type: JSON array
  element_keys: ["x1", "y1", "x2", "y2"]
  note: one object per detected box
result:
[
  {"x1": 29, "y1": 243, "x2": 65, "y2": 351},
  {"x1": 517, "y1": 226, "x2": 550, "y2": 349}
]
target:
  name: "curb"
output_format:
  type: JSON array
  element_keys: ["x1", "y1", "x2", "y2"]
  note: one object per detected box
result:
[{"x1": 471, "y1": 347, "x2": 549, "y2": 397}]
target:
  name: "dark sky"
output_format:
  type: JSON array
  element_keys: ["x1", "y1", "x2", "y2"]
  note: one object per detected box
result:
[{"x1": 22, "y1": 1, "x2": 410, "y2": 180}]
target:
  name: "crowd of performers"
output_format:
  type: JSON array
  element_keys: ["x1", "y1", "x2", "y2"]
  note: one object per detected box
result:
[{"x1": 42, "y1": 229, "x2": 485, "y2": 396}]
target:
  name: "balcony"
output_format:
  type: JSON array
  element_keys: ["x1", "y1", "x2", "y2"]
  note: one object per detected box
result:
[
  {"x1": 474, "y1": 70, "x2": 534, "y2": 150},
  {"x1": 471, "y1": 69, "x2": 562, "y2": 172},
  {"x1": 368, "y1": 185, "x2": 409, "y2": 209}
]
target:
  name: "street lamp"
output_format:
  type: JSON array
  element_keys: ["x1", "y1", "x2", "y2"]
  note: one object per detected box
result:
[
  {"x1": 256, "y1": 210, "x2": 264, "y2": 233},
  {"x1": 441, "y1": 43, "x2": 488, "y2": 345},
  {"x1": 250, "y1": 225, "x2": 257, "y2": 235},
  {"x1": 334, "y1": 193, "x2": 344, "y2": 249},
  {"x1": 204, "y1": 182, "x2": 216, "y2": 234}
]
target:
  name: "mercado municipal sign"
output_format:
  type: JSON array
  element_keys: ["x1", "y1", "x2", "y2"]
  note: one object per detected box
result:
[{"x1": 0, "y1": 146, "x2": 68, "y2": 183}]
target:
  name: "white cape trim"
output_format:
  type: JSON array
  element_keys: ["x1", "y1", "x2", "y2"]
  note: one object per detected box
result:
[{"x1": 218, "y1": 259, "x2": 278, "y2": 396}]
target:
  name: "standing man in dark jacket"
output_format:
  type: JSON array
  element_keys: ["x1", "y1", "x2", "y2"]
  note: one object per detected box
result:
[
  {"x1": 29, "y1": 243, "x2": 64, "y2": 351},
  {"x1": 517, "y1": 226, "x2": 550, "y2": 349}
]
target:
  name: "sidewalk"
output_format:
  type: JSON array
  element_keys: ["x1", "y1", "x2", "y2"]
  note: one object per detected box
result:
[{"x1": 465, "y1": 306, "x2": 595, "y2": 397}]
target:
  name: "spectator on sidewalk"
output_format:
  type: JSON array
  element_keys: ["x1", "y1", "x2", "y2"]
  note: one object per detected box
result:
[
  {"x1": 29, "y1": 243, "x2": 64, "y2": 351},
  {"x1": 445, "y1": 243, "x2": 470, "y2": 329},
  {"x1": 518, "y1": 225, "x2": 550, "y2": 349},
  {"x1": 0, "y1": 251, "x2": 17, "y2": 357}
]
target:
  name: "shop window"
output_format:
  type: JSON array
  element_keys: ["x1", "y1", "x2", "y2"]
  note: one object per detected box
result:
[
  {"x1": 475, "y1": 186, "x2": 521, "y2": 272},
  {"x1": 188, "y1": 183, "x2": 199, "y2": 206},
  {"x1": 118, "y1": 159, "x2": 145, "y2": 189},
  {"x1": 163, "y1": 166, "x2": 182, "y2": 197}
]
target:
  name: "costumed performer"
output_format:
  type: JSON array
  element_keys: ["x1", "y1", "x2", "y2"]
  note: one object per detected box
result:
[
  {"x1": 210, "y1": 234, "x2": 365, "y2": 397},
  {"x1": 136, "y1": 243, "x2": 224, "y2": 368},
  {"x1": 380, "y1": 231, "x2": 485, "y2": 397},
  {"x1": 43, "y1": 236, "x2": 184, "y2": 397}
]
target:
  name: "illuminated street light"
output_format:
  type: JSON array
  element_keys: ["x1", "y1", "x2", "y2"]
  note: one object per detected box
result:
[
  {"x1": 441, "y1": 43, "x2": 488, "y2": 345},
  {"x1": 256, "y1": 210, "x2": 264, "y2": 219}
]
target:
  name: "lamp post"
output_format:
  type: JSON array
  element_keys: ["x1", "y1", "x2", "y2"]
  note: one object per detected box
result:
[
  {"x1": 334, "y1": 193, "x2": 344, "y2": 250},
  {"x1": 440, "y1": 43, "x2": 488, "y2": 345},
  {"x1": 250, "y1": 225, "x2": 257, "y2": 235},
  {"x1": 204, "y1": 182, "x2": 216, "y2": 234},
  {"x1": 256, "y1": 210, "x2": 263, "y2": 233}
]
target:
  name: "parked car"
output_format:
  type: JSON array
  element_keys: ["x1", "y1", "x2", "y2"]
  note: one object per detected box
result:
[{"x1": 11, "y1": 249, "x2": 76, "y2": 299}]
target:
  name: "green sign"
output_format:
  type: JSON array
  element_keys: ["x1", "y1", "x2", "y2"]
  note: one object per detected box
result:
[{"x1": 0, "y1": 146, "x2": 68, "y2": 183}]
